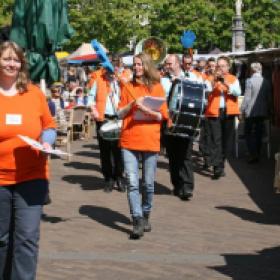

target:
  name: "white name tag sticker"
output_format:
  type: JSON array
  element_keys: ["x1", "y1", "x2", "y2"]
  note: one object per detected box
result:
[{"x1": 6, "y1": 114, "x2": 22, "y2": 125}]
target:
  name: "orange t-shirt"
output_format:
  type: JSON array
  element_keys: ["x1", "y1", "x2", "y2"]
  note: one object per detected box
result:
[
  {"x1": 0, "y1": 84, "x2": 56, "y2": 185},
  {"x1": 119, "y1": 82, "x2": 168, "y2": 152}
]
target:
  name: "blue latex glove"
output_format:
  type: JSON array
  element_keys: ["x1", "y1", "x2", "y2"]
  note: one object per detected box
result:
[{"x1": 180, "y1": 30, "x2": 196, "y2": 48}]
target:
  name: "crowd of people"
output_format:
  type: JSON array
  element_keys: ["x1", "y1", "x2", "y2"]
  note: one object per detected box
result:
[{"x1": 0, "y1": 40, "x2": 272, "y2": 279}]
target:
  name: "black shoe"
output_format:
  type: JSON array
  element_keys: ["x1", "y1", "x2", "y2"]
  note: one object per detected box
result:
[
  {"x1": 116, "y1": 178, "x2": 126, "y2": 192},
  {"x1": 179, "y1": 189, "x2": 193, "y2": 201},
  {"x1": 130, "y1": 217, "x2": 144, "y2": 239},
  {"x1": 104, "y1": 179, "x2": 114, "y2": 193},
  {"x1": 212, "y1": 168, "x2": 225, "y2": 180},
  {"x1": 143, "y1": 212, "x2": 152, "y2": 232}
]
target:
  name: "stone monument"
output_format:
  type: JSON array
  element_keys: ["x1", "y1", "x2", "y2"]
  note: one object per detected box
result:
[{"x1": 232, "y1": 0, "x2": 246, "y2": 52}]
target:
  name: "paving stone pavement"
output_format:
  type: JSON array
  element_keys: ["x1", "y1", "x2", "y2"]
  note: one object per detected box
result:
[{"x1": 37, "y1": 138, "x2": 280, "y2": 280}]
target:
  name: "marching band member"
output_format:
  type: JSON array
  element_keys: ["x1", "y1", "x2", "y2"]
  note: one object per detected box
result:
[
  {"x1": 161, "y1": 54, "x2": 185, "y2": 96},
  {"x1": 112, "y1": 55, "x2": 132, "y2": 84},
  {"x1": 182, "y1": 54, "x2": 204, "y2": 83},
  {"x1": 118, "y1": 53, "x2": 168, "y2": 239},
  {"x1": 205, "y1": 56, "x2": 241, "y2": 179},
  {"x1": 199, "y1": 57, "x2": 217, "y2": 169},
  {"x1": 90, "y1": 55, "x2": 126, "y2": 193},
  {"x1": 162, "y1": 54, "x2": 195, "y2": 201}
]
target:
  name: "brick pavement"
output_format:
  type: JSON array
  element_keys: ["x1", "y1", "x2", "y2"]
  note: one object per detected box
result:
[{"x1": 37, "y1": 139, "x2": 280, "y2": 280}]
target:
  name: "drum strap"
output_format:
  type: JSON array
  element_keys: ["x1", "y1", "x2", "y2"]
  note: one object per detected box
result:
[{"x1": 108, "y1": 81, "x2": 119, "y2": 117}]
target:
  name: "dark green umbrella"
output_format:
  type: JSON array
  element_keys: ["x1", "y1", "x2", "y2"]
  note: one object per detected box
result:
[{"x1": 10, "y1": 0, "x2": 74, "y2": 84}]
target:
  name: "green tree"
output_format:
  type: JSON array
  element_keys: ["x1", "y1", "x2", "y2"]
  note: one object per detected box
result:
[
  {"x1": 4, "y1": 0, "x2": 279, "y2": 53},
  {"x1": 151, "y1": 0, "x2": 218, "y2": 53},
  {"x1": 0, "y1": 0, "x2": 14, "y2": 26},
  {"x1": 243, "y1": 0, "x2": 280, "y2": 49},
  {"x1": 66, "y1": 0, "x2": 155, "y2": 52}
]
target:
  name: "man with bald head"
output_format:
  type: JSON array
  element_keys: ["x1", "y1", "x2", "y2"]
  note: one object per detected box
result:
[
  {"x1": 161, "y1": 54, "x2": 185, "y2": 97},
  {"x1": 165, "y1": 54, "x2": 183, "y2": 78},
  {"x1": 161, "y1": 54, "x2": 194, "y2": 201}
]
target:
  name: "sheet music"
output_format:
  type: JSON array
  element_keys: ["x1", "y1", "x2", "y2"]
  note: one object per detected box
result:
[
  {"x1": 18, "y1": 135, "x2": 71, "y2": 156},
  {"x1": 133, "y1": 96, "x2": 165, "y2": 121}
]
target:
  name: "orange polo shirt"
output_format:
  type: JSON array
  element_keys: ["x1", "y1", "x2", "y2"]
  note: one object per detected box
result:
[
  {"x1": 119, "y1": 82, "x2": 168, "y2": 152},
  {"x1": 0, "y1": 84, "x2": 56, "y2": 185}
]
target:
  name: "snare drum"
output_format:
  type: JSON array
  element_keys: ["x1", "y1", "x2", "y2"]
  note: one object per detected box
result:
[
  {"x1": 99, "y1": 119, "x2": 122, "y2": 141},
  {"x1": 166, "y1": 79, "x2": 206, "y2": 138}
]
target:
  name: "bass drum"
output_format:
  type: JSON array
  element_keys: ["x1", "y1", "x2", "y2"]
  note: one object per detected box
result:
[{"x1": 166, "y1": 79, "x2": 206, "y2": 138}]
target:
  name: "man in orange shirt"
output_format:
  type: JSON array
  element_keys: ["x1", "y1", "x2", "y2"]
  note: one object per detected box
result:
[
  {"x1": 199, "y1": 57, "x2": 217, "y2": 169},
  {"x1": 90, "y1": 55, "x2": 128, "y2": 193},
  {"x1": 205, "y1": 56, "x2": 241, "y2": 179}
]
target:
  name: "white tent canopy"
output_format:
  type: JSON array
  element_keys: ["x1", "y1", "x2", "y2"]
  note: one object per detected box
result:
[{"x1": 65, "y1": 42, "x2": 108, "y2": 61}]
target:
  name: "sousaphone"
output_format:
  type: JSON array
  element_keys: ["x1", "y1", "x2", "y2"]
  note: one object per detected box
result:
[{"x1": 134, "y1": 37, "x2": 167, "y2": 65}]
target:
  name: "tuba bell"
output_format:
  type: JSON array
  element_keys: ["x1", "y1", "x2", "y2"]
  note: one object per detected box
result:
[{"x1": 134, "y1": 37, "x2": 167, "y2": 65}]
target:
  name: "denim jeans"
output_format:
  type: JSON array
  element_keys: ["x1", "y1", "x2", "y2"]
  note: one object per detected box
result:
[
  {"x1": 122, "y1": 149, "x2": 158, "y2": 218},
  {"x1": 0, "y1": 179, "x2": 48, "y2": 280}
]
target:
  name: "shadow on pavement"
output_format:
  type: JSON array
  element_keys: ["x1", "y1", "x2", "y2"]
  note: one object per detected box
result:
[
  {"x1": 154, "y1": 181, "x2": 172, "y2": 195},
  {"x1": 41, "y1": 213, "x2": 69, "y2": 223},
  {"x1": 216, "y1": 206, "x2": 280, "y2": 225},
  {"x1": 62, "y1": 175, "x2": 104, "y2": 191},
  {"x1": 79, "y1": 205, "x2": 131, "y2": 235},
  {"x1": 82, "y1": 143, "x2": 99, "y2": 150},
  {"x1": 224, "y1": 156, "x2": 280, "y2": 225},
  {"x1": 64, "y1": 161, "x2": 101, "y2": 172},
  {"x1": 74, "y1": 151, "x2": 100, "y2": 158},
  {"x1": 209, "y1": 246, "x2": 280, "y2": 280},
  {"x1": 157, "y1": 160, "x2": 169, "y2": 170}
]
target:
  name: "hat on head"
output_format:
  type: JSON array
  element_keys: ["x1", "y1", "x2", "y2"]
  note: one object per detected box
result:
[{"x1": 50, "y1": 82, "x2": 63, "y2": 89}]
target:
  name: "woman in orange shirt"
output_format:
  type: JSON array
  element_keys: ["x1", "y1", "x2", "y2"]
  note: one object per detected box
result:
[
  {"x1": 0, "y1": 42, "x2": 56, "y2": 279},
  {"x1": 118, "y1": 53, "x2": 168, "y2": 239}
]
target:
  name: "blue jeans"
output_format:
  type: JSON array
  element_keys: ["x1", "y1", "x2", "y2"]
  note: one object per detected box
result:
[
  {"x1": 0, "y1": 179, "x2": 48, "y2": 280},
  {"x1": 122, "y1": 149, "x2": 158, "y2": 218}
]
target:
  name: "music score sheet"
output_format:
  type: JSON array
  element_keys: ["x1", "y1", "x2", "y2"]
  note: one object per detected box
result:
[
  {"x1": 133, "y1": 96, "x2": 165, "y2": 121},
  {"x1": 18, "y1": 135, "x2": 71, "y2": 157}
]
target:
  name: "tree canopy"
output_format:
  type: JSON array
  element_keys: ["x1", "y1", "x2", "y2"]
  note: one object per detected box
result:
[{"x1": 1, "y1": 0, "x2": 279, "y2": 53}]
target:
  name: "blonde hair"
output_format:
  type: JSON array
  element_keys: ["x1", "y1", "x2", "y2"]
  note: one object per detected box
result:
[
  {"x1": 0, "y1": 41, "x2": 29, "y2": 93},
  {"x1": 133, "y1": 52, "x2": 160, "y2": 88}
]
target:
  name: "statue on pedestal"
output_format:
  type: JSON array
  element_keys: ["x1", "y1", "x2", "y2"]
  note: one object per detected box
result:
[{"x1": 235, "y1": 0, "x2": 242, "y2": 17}]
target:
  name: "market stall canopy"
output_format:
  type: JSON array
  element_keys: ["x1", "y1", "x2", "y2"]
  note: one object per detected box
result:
[
  {"x1": 65, "y1": 42, "x2": 108, "y2": 64},
  {"x1": 10, "y1": 0, "x2": 74, "y2": 84}
]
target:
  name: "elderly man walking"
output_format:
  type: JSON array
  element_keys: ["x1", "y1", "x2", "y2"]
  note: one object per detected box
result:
[{"x1": 241, "y1": 62, "x2": 272, "y2": 163}]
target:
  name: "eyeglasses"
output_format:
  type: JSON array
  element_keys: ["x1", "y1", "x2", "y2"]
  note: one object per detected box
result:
[{"x1": 184, "y1": 63, "x2": 192, "y2": 65}]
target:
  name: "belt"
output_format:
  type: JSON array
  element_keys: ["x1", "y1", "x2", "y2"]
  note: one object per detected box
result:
[{"x1": 104, "y1": 114, "x2": 118, "y2": 120}]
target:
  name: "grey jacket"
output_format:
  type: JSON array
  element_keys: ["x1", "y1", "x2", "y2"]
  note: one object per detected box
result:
[{"x1": 241, "y1": 73, "x2": 272, "y2": 118}]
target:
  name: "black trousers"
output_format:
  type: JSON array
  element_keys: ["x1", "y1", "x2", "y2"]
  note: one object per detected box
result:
[
  {"x1": 165, "y1": 135, "x2": 194, "y2": 193},
  {"x1": 96, "y1": 121, "x2": 123, "y2": 181},
  {"x1": 244, "y1": 116, "x2": 265, "y2": 157},
  {"x1": 199, "y1": 118, "x2": 211, "y2": 165},
  {"x1": 207, "y1": 110, "x2": 235, "y2": 171}
]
